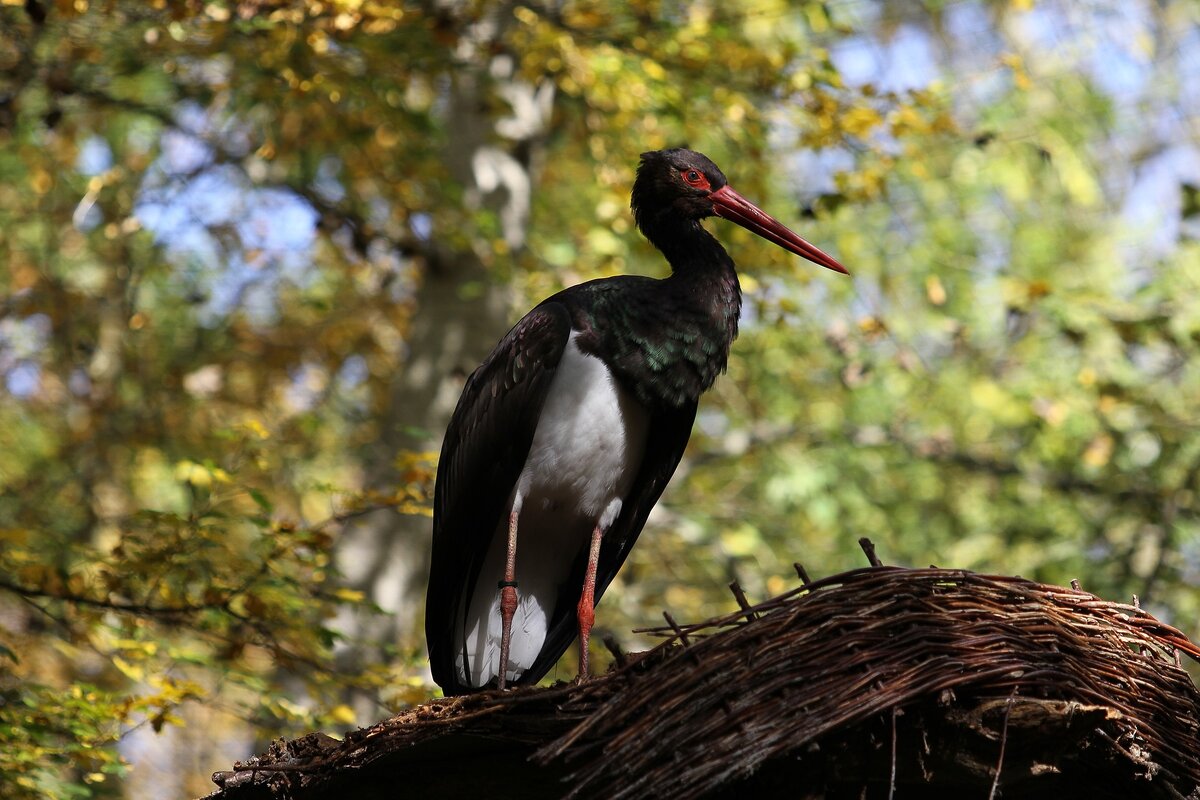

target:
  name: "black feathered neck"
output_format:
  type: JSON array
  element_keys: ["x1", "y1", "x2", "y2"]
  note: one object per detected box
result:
[{"x1": 631, "y1": 148, "x2": 735, "y2": 281}]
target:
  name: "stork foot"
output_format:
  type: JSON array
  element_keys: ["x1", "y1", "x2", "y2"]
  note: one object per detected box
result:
[
  {"x1": 576, "y1": 591, "x2": 596, "y2": 680},
  {"x1": 576, "y1": 522, "x2": 604, "y2": 681},
  {"x1": 497, "y1": 581, "x2": 518, "y2": 690}
]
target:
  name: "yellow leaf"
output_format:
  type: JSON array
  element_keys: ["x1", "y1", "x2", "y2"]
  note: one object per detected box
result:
[
  {"x1": 392, "y1": 501, "x2": 433, "y2": 517},
  {"x1": 1041, "y1": 130, "x2": 1101, "y2": 207},
  {"x1": 115, "y1": 638, "x2": 156, "y2": 654},
  {"x1": 241, "y1": 419, "x2": 271, "y2": 440},
  {"x1": 1082, "y1": 435, "x2": 1113, "y2": 469},
  {"x1": 112, "y1": 656, "x2": 145, "y2": 682},
  {"x1": 330, "y1": 704, "x2": 357, "y2": 725},
  {"x1": 841, "y1": 106, "x2": 883, "y2": 137},
  {"x1": 858, "y1": 316, "x2": 888, "y2": 338},
  {"x1": 334, "y1": 588, "x2": 365, "y2": 603},
  {"x1": 889, "y1": 105, "x2": 930, "y2": 137},
  {"x1": 1000, "y1": 52, "x2": 1031, "y2": 90},
  {"x1": 0, "y1": 528, "x2": 29, "y2": 545},
  {"x1": 174, "y1": 460, "x2": 210, "y2": 487},
  {"x1": 1026, "y1": 280, "x2": 1051, "y2": 300},
  {"x1": 720, "y1": 523, "x2": 762, "y2": 557},
  {"x1": 925, "y1": 275, "x2": 947, "y2": 306},
  {"x1": 640, "y1": 58, "x2": 666, "y2": 82}
]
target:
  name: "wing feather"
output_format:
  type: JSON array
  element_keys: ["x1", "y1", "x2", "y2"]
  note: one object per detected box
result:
[{"x1": 425, "y1": 303, "x2": 572, "y2": 694}]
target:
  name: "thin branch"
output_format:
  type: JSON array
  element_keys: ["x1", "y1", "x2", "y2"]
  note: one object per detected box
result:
[
  {"x1": 0, "y1": 576, "x2": 220, "y2": 617},
  {"x1": 988, "y1": 691, "x2": 1017, "y2": 800},
  {"x1": 0, "y1": 560, "x2": 267, "y2": 621},
  {"x1": 888, "y1": 706, "x2": 898, "y2": 800}
]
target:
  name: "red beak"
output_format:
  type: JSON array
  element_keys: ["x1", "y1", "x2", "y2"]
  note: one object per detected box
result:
[{"x1": 710, "y1": 185, "x2": 848, "y2": 275}]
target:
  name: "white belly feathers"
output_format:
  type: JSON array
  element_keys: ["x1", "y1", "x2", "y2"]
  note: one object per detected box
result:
[
  {"x1": 455, "y1": 333, "x2": 650, "y2": 687},
  {"x1": 518, "y1": 333, "x2": 651, "y2": 525}
]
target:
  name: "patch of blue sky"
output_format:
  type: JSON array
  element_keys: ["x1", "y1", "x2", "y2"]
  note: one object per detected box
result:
[
  {"x1": 365, "y1": 238, "x2": 419, "y2": 305},
  {"x1": 943, "y1": 1, "x2": 1001, "y2": 53},
  {"x1": 1183, "y1": 535, "x2": 1200, "y2": 586},
  {"x1": 410, "y1": 212, "x2": 433, "y2": 242},
  {"x1": 879, "y1": 25, "x2": 939, "y2": 94},
  {"x1": 196, "y1": 249, "x2": 306, "y2": 327},
  {"x1": 76, "y1": 135, "x2": 113, "y2": 176},
  {"x1": 1084, "y1": 7, "x2": 1147, "y2": 102},
  {"x1": 785, "y1": 147, "x2": 855, "y2": 201},
  {"x1": 240, "y1": 276, "x2": 285, "y2": 328},
  {"x1": 829, "y1": 34, "x2": 879, "y2": 88},
  {"x1": 1010, "y1": 2, "x2": 1066, "y2": 53},
  {"x1": 1087, "y1": 38, "x2": 1152, "y2": 101},
  {"x1": 197, "y1": 253, "x2": 264, "y2": 325},
  {"x1": 0, "y1": 313, "x2": 51, "y2": 364},
  {"x1": 68, "y1": 368, "x2": 91, "y2": 397},
  {"x1": 1010, "y1": 0, "x2": 1155, "y2": 103},
  {"x1": 313, "y1": 156, "x2": 346, "y2": 204},
  {"x1": 285, "y1": 362, "x2": 326, "y2": 413},
  {"x1": 133, "y1": 110, "x2": 322, "y2": 327},
  {"x1": 1176, "y1": 27, "x2": 1200, "y2": 112},
  {"x1": 938, "y1": 3, "x2": 1009, "y2": 112},
  {"x1": 0, "y1": 314, "x2": 51, "y2": 398},
  {"x1": 830, "y1": 24, "x2": 938, "y2": 93},
  {"x1": 158, "y1": 127, "x2": 214, "y2": 176},
  {"x1": 236, "y1": 187, "x2": 318, "y2": 254},
  {"x1": 5, "y1": 361, "x2": 40, "y2": 397},
  {"x1": 162, "y1": 223, "x2": 223, "y2": 273},
  {"x1": 172, "y1": 100, "x2": 212, "y2": 137},
  {"x1": 337, "y1": 354, "x2": 369, "y2": 390},
  {"x1": 183, "y1": 164, "x2": 250, "y2": 227},
  {"x1": 1120, "y1": 145, "x2": 1200, "y2": 264}
]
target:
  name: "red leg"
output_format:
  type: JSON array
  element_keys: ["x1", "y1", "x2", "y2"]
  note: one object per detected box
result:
[
  {"x1": 576, "y1": 523, "x2": 604, "y2": 680},
  {"x1": 497, "y1": 505, "x2": 520, "y2": 690}
]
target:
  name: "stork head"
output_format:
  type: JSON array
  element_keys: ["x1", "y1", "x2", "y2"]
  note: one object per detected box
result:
[{"x1": 632, "y1": 148, "x2": 848, "y2": 274}]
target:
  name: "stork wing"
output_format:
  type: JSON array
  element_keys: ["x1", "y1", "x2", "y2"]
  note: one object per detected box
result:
[
  {"x1": 516, "y1": 400, "x2": 697, "y2": 686},
  {"x1": 425, "y1": 302, "x2": 572, "y2": 694}
]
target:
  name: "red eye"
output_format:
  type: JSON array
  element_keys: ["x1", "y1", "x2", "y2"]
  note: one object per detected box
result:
[{"x1": 681, "y1": 169, "x2": 710, "y2": 190}]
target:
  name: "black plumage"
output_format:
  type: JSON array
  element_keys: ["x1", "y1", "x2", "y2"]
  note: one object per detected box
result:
[{"x1": 426, "y1": 149, "x2": 846, "y2": 695}]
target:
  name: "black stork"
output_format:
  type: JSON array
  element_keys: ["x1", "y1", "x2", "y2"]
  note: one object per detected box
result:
[{"x1": 425, "y1": 148, "x2": 847, "y2": 695}]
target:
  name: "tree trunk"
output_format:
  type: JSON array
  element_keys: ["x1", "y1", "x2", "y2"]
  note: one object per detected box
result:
[{"x1": 330, "y1": 0, "x2": 555, "y2": 715}]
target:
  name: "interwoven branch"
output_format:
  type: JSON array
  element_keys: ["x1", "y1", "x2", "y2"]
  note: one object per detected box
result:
[
  {"x1": 207, "y1": 565, "x2": 1200, "y2": 800},
  {"x1": 537, "y1": 566, "x2": 1200, "y2": 798}
]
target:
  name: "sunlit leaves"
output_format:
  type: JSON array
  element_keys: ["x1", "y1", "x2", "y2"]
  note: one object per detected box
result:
[{"x1": 2, "y1": 0, "x2": 1199, "y2": 796}]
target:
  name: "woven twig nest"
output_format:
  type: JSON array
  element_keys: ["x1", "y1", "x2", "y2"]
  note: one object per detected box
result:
[{"x1": 208, "y1": 564, "x2": 1200, "y2": 800}]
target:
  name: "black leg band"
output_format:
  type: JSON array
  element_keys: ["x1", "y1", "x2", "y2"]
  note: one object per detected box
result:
[{"x1": 498, "y1": 580, "x2": 519, "y2": 589}]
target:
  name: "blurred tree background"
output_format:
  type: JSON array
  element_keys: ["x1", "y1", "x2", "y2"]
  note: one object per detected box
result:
[{"x1": 0, "y1": 0, "x2": 1197, "y2": 797}]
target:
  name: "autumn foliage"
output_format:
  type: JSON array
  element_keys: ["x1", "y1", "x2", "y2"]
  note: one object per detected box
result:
[{"x1": 1, "y1": 1, "x2": 1198, "y2": 798}]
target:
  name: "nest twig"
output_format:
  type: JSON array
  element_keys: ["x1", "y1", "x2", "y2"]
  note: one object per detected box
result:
[{"x1": 207, "y1": 563, "x2": 1200, "y2": 800}]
